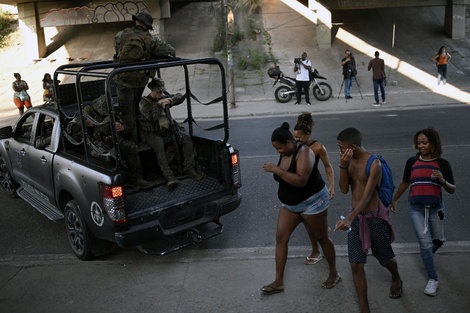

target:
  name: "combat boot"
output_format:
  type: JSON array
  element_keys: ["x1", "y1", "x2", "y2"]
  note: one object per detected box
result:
[
  {"x1": 133, "y1": 178, "x2": 156, "y2": 190},
  {"x1": 184, "y1": 168, "x2": 204, "y2": 180},
  {"x1": 166, "y1": 176, "x2": 179, "y2": 190}
]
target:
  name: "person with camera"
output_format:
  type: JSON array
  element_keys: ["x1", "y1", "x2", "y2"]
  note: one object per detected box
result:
[
  {"x1": 293, "y1": 52, "x2": 312, "y2": 105},
  {"x1": 341, "y1": 50, "x2": 357, "y2": 99},
  {"x1": 368, "y1": 51, "x2": 386, "y2": 106}
]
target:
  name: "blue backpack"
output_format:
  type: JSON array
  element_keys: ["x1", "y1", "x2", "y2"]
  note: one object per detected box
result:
[{"x1": 365, "y1": 154, "x2": 395, "y2": 207}]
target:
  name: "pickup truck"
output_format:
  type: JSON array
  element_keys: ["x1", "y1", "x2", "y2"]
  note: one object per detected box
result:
[{"x1": 0, "y1": 58, "x2": 242, "y2": 260}]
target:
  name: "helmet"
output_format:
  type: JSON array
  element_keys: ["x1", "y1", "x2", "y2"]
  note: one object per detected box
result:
[
  {"x1": 147, "y1": 78, "x2": 166, "y2": 91},
  {"x1": 132, "y1": 12, "x2": 153, "y2": 30}
]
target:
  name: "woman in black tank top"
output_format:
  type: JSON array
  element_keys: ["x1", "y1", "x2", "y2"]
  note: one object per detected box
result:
[
  {"x1": 260, "y1": 122, "x2": 340, "y2": 295},
  {"x1": 294, "y1": 113, "x2": 335, "y2": 265}
]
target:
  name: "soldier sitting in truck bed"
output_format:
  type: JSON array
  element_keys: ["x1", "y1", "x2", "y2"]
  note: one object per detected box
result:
[
  {"x1": 66, "y1": 95, "x2": 155, "y2": 190},
  {"x1": 138, "y1": 78, "x2": 204, "y2": 190}
]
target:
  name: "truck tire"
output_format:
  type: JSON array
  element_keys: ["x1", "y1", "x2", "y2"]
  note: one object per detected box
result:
[
  {"x1": 0, "y1": 156, "x2": 19, "y2": 198},
  {"x1": 65, "y1": 200, "x2": 96, "y2": 260},
  {"x1": 274, "y1": 86, "x2": 293, "y2": 103}
]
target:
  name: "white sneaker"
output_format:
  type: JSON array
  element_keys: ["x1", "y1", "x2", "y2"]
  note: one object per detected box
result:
[
  {"x1": 382, "y1": 101, "x2": 386, "y2": 104},
  {"x1": 424, "y1": 279, "x2": 439, "y2": 296}
]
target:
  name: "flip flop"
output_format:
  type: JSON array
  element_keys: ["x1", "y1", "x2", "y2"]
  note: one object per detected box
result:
[
  {"x1": 304, "y1": 255, "x2": 323, "y2": 265},
  {"x1": 389, "y1": 280, "x2": 403, "y2": 299},
  {"x1": 261, "y1": 285, "x2": 285, "y2": 295},
  {"x1": 322, "y1": 276, "x2": 342, "y2": 289}
]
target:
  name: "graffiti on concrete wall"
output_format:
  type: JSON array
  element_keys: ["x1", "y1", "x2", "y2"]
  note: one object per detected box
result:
[{"x1": 40, "y1": 1, "x2": 148, "y2": 27}]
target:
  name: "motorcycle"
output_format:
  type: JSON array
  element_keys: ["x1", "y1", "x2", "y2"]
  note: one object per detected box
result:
[{"x1": 267, "y1": 65, "x2": 332, "y2": 103}]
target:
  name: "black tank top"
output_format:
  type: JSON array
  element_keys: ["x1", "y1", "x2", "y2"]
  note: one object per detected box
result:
[{"x1": 274, "y1": 143, "x2": 325, "y2": 205}]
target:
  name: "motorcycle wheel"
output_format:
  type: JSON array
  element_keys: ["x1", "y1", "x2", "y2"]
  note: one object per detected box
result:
[
  {"x1": 312, "y1": 82, "x2": 332, "y2": 101},
  {"x1": 274, "y1": 86, "x2": 293, "y2": 103}
]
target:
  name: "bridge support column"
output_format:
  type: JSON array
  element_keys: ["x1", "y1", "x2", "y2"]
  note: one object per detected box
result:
[
  {"x1": 147, "y1": 0, "x2": 170, "y2": 39},
  {"x1": 309, "y1": 0, "x2": 332, "y2": 49},
  {"x1": 444, "y1": 0, "x2": 466, "y2": 40},
  {"x1": 17, "y1": 2, "x2": 46, "y2": 59}
]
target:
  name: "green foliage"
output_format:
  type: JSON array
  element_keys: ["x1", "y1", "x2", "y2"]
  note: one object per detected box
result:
[
  {"x1": 0, "y1": 9, "x2": 15, "y2": 48},
  {"x1": 238, "y1": 49, "x2": 274, "y2": 70},
  {"x1": 212, "y1": 1, "x2": 275, "y2": 71}
]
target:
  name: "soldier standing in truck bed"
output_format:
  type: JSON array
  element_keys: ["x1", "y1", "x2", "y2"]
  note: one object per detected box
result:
[{"x1": 113, "y1": 12, "x2": 176, "y2": 143}]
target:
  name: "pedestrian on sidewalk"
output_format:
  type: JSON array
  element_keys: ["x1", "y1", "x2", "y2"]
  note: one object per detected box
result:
[
  {"x1": 293, "y1": 112, "x2": 335, "y2": 265},
  {"x1": 368, "y1": 51, "x2": 386, "y2": 106},
  {"x1": 431, "y1": 46, "x2": 451, "y2": 85},
  {"x1": 261, "y1": 122, "x2": 341, "y2": 295},
  {"x1": 334, "y1": 127, "x2": 402, "y2": 313},
  {"x1": 341, "y1": 50, "x2": 357, "y2": 99},
  {"x1": 293, "y1": 52, "x2": 311, "y2": 105},
  {"x1": 42, "y1": 73, "x2": 55, "y2": 102},
  {"x1": 12, "y1": 73, "x2": 32, "y2": 116},
  {"x1": 390, "y1": 126, "x2": 455, "y2": 297}
]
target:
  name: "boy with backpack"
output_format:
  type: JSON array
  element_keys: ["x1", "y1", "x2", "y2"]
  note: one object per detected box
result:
[
  {"x1": 334, "y1": 127, "x2": 402, "y2": 313},
  {"x1": 113, "y1": 12, "x2": 176, "y2": 143}
]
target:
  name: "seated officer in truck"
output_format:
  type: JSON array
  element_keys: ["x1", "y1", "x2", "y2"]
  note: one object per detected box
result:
[
  {"x1": 138, "y1": 78, "x2": 204, "y2": 190},
  {"x1": 66, "y1": 95, "x2": 155, "y2": 190}
]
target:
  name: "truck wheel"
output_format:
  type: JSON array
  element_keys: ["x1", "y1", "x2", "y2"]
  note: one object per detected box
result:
[
  {"x1": 65, "y1": 200, "x2": 95, "y2": 260},
  {"x1": 312, "y1": 82, "x2": 332, "y2": 101},
  {"x1": 0, "y1": 156, "x2": 19, "y2": 198},
  {"x1": 274, "y1": 86, "x2": 293, "y2": 103}
]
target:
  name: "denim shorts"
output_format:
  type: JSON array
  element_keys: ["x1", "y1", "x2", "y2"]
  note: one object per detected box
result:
[{"x1": 282, "y1": 186, "x2": 330, "y2": 215}]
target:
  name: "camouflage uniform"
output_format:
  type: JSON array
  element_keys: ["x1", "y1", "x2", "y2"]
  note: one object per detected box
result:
[
  {"x1": 138, "y1": 81, "x2": 202, "y2": 188},
  {"x1": 113, "y1": 15, "x2": 176, "y2": 143},
  {"x1": 67, "y1": 95, "x2": 154, "y2": 189}
]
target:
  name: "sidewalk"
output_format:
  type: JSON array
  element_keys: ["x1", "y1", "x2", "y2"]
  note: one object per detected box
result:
[{"x1": 1, "y1": 243, "x2": 469, "y2": 313}]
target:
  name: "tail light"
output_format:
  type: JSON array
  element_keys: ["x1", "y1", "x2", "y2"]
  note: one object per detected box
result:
[
  {"x1": 230, "y1": 149, "x2": 241, "y2": 188},
  {"x1": 102, "y1": 184, "x2": 127, "y2": 224}
]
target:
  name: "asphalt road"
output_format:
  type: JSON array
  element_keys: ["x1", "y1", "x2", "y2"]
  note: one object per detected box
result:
[{"x1": 1, "y1": 105, "x2": 469, "y2": 260}]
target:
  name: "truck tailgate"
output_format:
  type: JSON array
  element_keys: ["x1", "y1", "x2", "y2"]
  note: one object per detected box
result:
[{"x1": 124, "y1": 176, "x2": 226, "y2": 221}]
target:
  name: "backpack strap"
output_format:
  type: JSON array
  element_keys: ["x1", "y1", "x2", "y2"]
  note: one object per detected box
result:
[
  {"x1": 365, "y1": 154, "x2": 378, "y2": 177},
  {"x1": 366, "y1": 154, "x2": 383, "y2": 189}
]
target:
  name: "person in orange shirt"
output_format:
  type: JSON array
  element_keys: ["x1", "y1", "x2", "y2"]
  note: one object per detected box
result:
[{"x1": 431, "y1": 46, "x2": 451, "y2": 85}]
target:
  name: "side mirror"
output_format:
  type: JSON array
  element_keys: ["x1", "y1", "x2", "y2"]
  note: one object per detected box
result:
[{"x1": 0, "y1": 126, "x2": 13, "y2": 139}]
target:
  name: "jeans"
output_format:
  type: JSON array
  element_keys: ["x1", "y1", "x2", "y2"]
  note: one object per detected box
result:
[
  {"x1": 373, "y1": 79, "x2": 385, "y2": 102},
  {"x1": 409, "y1": 202, "x2": 446, "y2": 280},
  {"x1": 344, "y1": 77, "x2": 353, "y2": 97}
]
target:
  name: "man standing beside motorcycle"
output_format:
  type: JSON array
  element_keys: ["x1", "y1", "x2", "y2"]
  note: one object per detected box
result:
[{"x1": 294, "y1": 52, "x2": 312, "y2": 105}]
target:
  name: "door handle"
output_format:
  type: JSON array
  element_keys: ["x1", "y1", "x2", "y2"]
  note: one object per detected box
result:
[{"x1": 40, "y1": 156, "x2": 47, "y2": 163}]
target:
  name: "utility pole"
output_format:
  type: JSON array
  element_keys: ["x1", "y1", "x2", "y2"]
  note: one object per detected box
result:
[{"x1": 222, "y1": 0, "x2": 236, "y2": 108}]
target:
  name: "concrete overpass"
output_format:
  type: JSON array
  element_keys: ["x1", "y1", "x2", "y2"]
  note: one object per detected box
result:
[
  {"x1": 310, "y1": 0, "x2": 468, "y2": 47},
  {"x1": 0, "y1": 0, "x2": 467, "y2": 57},
  {"x1": 0, "y1": 0, "x2": 173, "y2": 59}
]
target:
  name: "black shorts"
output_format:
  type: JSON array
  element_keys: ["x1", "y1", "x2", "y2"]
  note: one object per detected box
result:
[{"x1": 348, "y1": 216, "x2": 395, "y2": 264}]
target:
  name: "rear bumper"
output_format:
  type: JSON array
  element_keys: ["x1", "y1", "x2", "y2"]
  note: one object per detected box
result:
[{"x1": 114, "y1": 191, "x2": 241, "y2": 249}]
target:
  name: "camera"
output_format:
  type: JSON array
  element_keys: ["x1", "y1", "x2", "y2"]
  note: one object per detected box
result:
[{"x1": 294, "y1": 58, "x2": 301, "y2": 63}]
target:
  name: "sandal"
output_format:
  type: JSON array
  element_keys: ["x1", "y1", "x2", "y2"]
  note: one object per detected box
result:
[
  {"x1": 389, "y1": 280, "x2": 403, "y2": 299},
  {"x1": 261, "y1": 284, "x2": 285, "y2": 295},
  {"x1": 304, "y1": 255, "x2": 323, "y2": 265}
]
